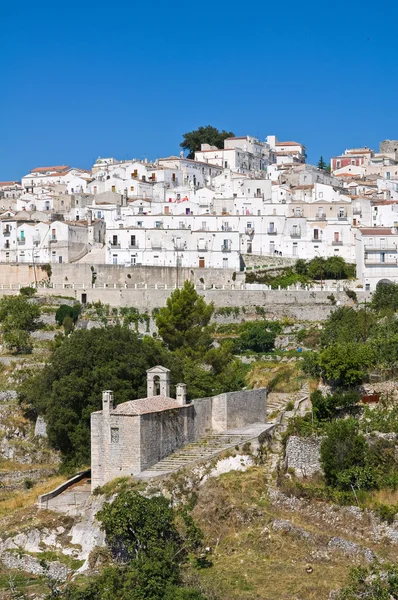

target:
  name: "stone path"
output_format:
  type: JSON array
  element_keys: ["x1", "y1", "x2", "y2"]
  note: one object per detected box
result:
[
  {"x1": 138, "y1": 423, "x2": 273, "y2": 479},
  {"x1": 40, "y1": 478, "x2": 92, "y2": 514}
]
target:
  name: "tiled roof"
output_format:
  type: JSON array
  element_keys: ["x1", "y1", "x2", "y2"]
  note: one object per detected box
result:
[
  {"x1": 276, "y1": 141, "x2": 303, "y2": 147},
  {"x1": 111, "y1": 395, "x2": 184, "y2": 416},
  {"x1": 359, "y1": 227, "x2": 396, "y2": 236},
  {"x1": 30, "y1": 166, "x2": 69, "y2": 173},
  {"x1": 0, "y1": 181, "x2": 21, "y2": 186}
]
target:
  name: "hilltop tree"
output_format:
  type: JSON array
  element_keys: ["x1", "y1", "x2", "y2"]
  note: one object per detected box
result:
[
  {"x1": 317, "y1": 155, "x2": 327, "y2": 170},
  {"x1": 180, "y1": 125, "x2": 235, "y2": 159},
  {"x1": 18, "y1": 327, "x2": 169, "y2": 467},
  {"x1": 156, "y1": 281, "x2": 214, "y2": 352}
]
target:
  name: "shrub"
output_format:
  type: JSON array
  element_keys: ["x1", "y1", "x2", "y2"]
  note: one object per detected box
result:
[
  {"x1": 320, "y1": 419, "x2": 367, "y2": 489},
  {"x1": 55, "y1": 304, "x2": 81, "y2": 327},
  {"x1": 20, "y1": 286, "x2": 36, "y2": 297},
  {"x1": 345, "y1": 288, "x2": 357, "y2": 302},
  {"x1": 237, "y1": 320, "x2": 278, "y2": 353}
]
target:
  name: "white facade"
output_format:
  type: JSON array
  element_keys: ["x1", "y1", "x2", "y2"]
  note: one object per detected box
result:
[{"x1": 356, "y1": 227, "x2": 398, "y2": 290}]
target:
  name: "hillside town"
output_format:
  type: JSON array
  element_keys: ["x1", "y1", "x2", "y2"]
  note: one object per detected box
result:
[{"x1": 2, "y1": 134, "x2": 398, "y2": 290}]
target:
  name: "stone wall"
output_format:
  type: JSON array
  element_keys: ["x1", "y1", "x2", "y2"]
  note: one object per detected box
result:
[
  {"x1": 209, "y1": 388, "x2": 267, "y2": 432},
  {"x1": 285, "y1": 436, "x2": 323, "y2": 477},
  {"x1": 140, "y1": 406, "x2": 195, "y2": 472}
]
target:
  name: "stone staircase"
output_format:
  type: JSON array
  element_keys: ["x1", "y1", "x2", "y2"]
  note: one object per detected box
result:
[
  {"x1": 76, "y1": 245, "x2": 106, "y2": 264},
  {"x1": 138, "y1": 423, "x2": 271, "y2": 479}
]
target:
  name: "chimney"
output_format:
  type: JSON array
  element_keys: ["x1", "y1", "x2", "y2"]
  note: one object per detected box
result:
[
  {"x1": 87, "y1": 209, "x2": 93, "y2": 226},
  {"x1": 102, "y1": 390, "x2": 114, "y2": 413},
  {"x1": 176, "y1": 383, "x2": 187, "y2": 406}
]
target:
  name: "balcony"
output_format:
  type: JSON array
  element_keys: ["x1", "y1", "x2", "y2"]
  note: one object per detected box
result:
[
  {"x1": 221, "y1": 243, "x2": 232, "y2": 252},
  {"x1": 110, "y1": 243, "x2": 120, "y2": 249},
  {"x1": 353, "y1": 208, "x2": 362, "y2": 216},
  {"x1": 221, "y1": 225, "x2": 232, "y2": 232},
  {"x1": 364, "y1": 245, "x2": 397, "y2": 252},
  {"x1": 245, "y1": 227, "x2": 255, "y2": 235},
  {"x1": 332, "y1": 241, "x2": 343, "y2": 246},
  {"x1": 197, "y1": 242, "x2": 208, "y2": 251},
  {"x1": 267, "y1": 228, "x2": 277, "y2": 235},
  {"x1": 315, "y1": 213, "x2": 326, "y2": 220},
  {"x1": 312, "y1": 238, "x2": 322, "y2": 243},
  {"x1": 3, "y1": 229, "x2": 10, "y2": 236},
  {"x1": 17, "y1": 238, "x2": 25, "y2": 245},
  {"x1": 49, "y1": 236, "x2": 57, "y2": 243},
  {"x1": 33, "y1": 235, "x2": 41, "y2": 245},
  {"x1": 151, "y1": 242, "x2": 162, "y2": 250},
  {"x1": 290, "y1": 229, "x2": 301, "y2": 238},
  {"x1": 129, "y1": 243, "x2": 139, "y2": 249},
  {"x1": 4, "y1": 242, "x2": 10, "y2": 249},
  {"x1": 338, "y1": 215, "x2": 348, "y2": 221}
]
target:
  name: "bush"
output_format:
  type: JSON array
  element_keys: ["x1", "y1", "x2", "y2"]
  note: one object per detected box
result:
[
  {"x1": 19, "y1": 286, "x2": 36, "y2": 297},
  {"x1": 236, "y1": 321, "x2": 278, "y2": 353},
  {"x1": 55, "y1": 304, "x2": 81, "y2": 327},
  {"x1": 345, "y1": 288, "x2": 357, "y2": 302},
  {"x1": 321, "y1": 419, "x2": 367, "y2": 489},
  {"x1": 371, "y1": 281, "x2": 398, "y2": 312}
]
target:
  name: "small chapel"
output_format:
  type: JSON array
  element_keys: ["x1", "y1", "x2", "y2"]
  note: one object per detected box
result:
[{"x1": 91, "y1": 365, "x2": 266, "y2": 490}]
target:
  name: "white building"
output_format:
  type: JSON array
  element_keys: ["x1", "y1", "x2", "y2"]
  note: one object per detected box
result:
[{"x1": 356, "y1": 227, "x2": 398, "y2": 290}]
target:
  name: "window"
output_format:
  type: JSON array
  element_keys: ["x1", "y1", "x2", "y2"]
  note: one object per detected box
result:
[
  {"x1": 112, "y1": 254, "x2": 117, "y2": 264},
  {"x1": 319, "y1": 192, "x2": 323, "y2": 198},
  {"x1": 131, "y1": 255, "x2": 136, "y2": 265},
  {"x1": 334, "y1": 232, "x2": 339, "y2": 242},
  {"x1": 336, "y1": 160, "x2": 341, "y2": 168},
  {"x1": 112, "y1": 235, "x2": 118, "y2": 245},
  {"x1": 293, "y1": 242, "x2": 298, "y2": 256},
  {"x1": 130, "y1": 235, "x2": 136, "y2": 247},
  {"x1": 155, "y1": 221, "x2": 162, "y2": 228},
  {"x1": 137, "y1": 221, "x2": 143, "y2": 228},
  {"x1": 20, "y1": 230, "x2": 25, "y2": 240},
  {"x1": 110, "y1": 428, "x2": 119, "y2": 443},
  {"x1": 201, "y1": 221, "x2": 207, "y2": 230},
  {"x1": 269, "y1": 241, "x2": 275, "y2": 254},
  {"x1": 111, "y1": 186, "x2": 116, "y2": 192},
  {"x1": 130, "y1": 186, "x2": 134, "y2": 191},
  {"x1": 313, "y1": 228, "x2": 319, "y2": 240},
  {"x1": 223, "y1": 257, "x2": 228, "y2": 268}
]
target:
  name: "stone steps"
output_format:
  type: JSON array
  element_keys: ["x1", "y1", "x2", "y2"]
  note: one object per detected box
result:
[{"x1": 138, "y1": 430, "x2": 258, "y2": 477}]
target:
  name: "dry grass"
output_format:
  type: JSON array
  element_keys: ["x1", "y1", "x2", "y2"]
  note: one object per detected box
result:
[
  {"x1": 189, "y1": 467, "x2": 396, "y2": 600},
  {"x1": 0, "y1": 475, "x2": 65, "y2": 519},
  {"x1": 248, "y1": 361, "x2": 306, "y2": 393}
]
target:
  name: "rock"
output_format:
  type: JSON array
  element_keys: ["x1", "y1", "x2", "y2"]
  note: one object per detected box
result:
[
  {"x1": 1, "y1": 551, "x2": 70, "y2": 580},
  {"x1": 327, "y1": 537, "x2": 375, "y2": 562},
  {"x1": 285, "y1": 436, "x2": 323, "y2": 477},
  {"x1": 0, "y1": 390, "x2": 17, "y2": 402},
  {"x1": 34, "y1": 416, "x2": 47, "y2": 438},
  {"x1": 272, "y1": 519, "x2": 313, "y2": 540}
]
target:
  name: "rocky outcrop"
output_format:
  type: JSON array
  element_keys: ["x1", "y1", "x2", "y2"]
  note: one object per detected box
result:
[
  {"x1": 285, "y1": 435, "x2": 323, "y2": 477},
  {"x1": 1, "y1": 551, "x2": 71, "y2": 580}
]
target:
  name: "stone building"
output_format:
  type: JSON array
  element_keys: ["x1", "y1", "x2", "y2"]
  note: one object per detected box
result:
[{"x1": 91, "y1": 365, "x2": 267, "y2": 490}]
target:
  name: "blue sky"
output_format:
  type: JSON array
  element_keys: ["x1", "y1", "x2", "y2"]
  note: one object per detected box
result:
[{"x1": 1, "y1": 0, "x2": 397, "y2": 180}]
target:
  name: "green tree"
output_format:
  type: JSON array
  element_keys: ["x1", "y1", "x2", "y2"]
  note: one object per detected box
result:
[
  {"x1": 317, "y1": 156, "x2": 327, "y2": 170},
  {"x1": 55, "y1": 304, "x2": 81, "y2": 327},
  {"x1": 156, "y1": 281, "x2": 214, "y2": 352},
  {"x1": 307, "y1": 256, "x2": 326, "y2": 280},
  {"x1": 317, "y1": 342, "x2": 375, "y2": 386},
  {"x1": 98, "y1": 492, "x2": 182, "y2": 563},
  {"x1": 237, "y1": 321, "x2": 278, "y2": 353},
  {"x1": 18, "y1": 327, "x2": 169, "y2": 467},
  {"x1": 0, "y1": 294, "x2": 40, "y2": 331},
  {"x1": 180, "y1": 125, "x2": 234, "y2": 159},
  {"x1": 320, "y1": 306, "x2": 376, "y2": 347},
  {"x1": 320, "y1": 418, "x2": 367, "y2": 488},
  {"x1": 295, "y1": 259, "x2": 308, "y2": 276},
  {"x1": 0, "y1": 295, "x2": 40, "y2": 354},
  {"x1": 371, "y1": 281, "x2": 398, "y2": 313}
]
